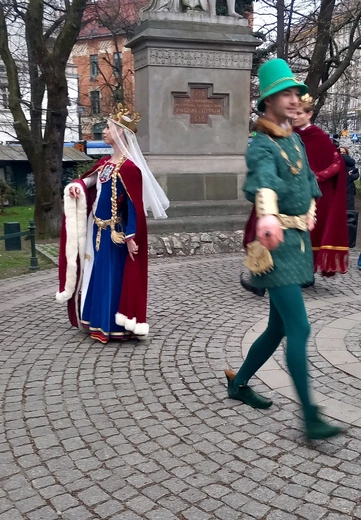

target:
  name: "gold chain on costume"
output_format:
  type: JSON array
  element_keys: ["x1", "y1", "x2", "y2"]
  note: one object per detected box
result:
[
  {"x1": 267, "y1": 135, "x2": 303, "y2": 175},
  {"x1": 93, "y1": 156, "x2": 127, "y2": 251},
  {"x1": 93, "y1": 214, "x2": 122, "y2": 251}
]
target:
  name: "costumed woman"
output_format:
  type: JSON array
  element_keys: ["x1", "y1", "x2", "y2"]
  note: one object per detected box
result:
[
  {"x1": 226, "y1": 59, "x2": 343, "y2": 440},
  {"x1": 57, "y1": 104, "x2": 169, "y2": 343},
  {"x1": 293, "y1": 95, "x2": 349, "y2": 279}
]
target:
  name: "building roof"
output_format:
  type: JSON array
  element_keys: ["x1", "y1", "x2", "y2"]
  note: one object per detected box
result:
[{"x1": 0, "y1": 145, "x2": 91, "y2": 163}]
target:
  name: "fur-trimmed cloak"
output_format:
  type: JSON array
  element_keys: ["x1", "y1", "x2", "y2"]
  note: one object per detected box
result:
[{"x1": 56, "y1": 156, "x2": 149, "y2": 337}]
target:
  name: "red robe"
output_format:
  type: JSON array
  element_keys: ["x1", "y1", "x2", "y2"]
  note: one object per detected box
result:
[
  {"x1": 294, "y1": 125, "x2": 348, "y2": 273},
  {"x1": 57, "y1": 156, "x2": 148, "y2": 339}
]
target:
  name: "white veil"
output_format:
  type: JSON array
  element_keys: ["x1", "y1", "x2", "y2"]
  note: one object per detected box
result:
[{"x1": 108, "y1": 120, "x2": 169, "y2": 219}]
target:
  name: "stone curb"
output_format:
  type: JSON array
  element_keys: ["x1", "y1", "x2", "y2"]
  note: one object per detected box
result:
[{"x1": 36, "y1": 230, "x2": 245, "y2": 265}]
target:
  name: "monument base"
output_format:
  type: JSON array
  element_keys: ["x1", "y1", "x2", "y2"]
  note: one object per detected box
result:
[
  {"x1": 128, "y1": 11, "x2": 259, "y2": 231},
  {"x1": 145, "y1": 154, "x2": 246, "y2": 201}
]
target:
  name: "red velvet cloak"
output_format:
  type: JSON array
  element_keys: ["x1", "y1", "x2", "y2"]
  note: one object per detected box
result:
[
  {"x1": 294, "y1": 125, "x2": 348, "y2": 273},
  {"x1": 58, "y1": 156, "x2": 148, "y2": 336}
]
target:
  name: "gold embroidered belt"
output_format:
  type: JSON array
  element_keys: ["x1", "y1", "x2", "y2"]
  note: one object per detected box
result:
[
  {"x1": 93, "y1": 213, "x2": 123, "y2": 251},
  {"x1": 278, "y1": 213, "x2": 308, "y2": 232},
  {"x1": 279, "y1": 213, "x2": 308, "y2": 252}
]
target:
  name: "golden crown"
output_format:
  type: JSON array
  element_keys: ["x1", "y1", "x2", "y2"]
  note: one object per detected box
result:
[
  {"x1": 109, "y1": 103, "x2": 141, "y2": 133},
  {"x1": 300, "y1": 93, "x2": 314, "y2": 110}
]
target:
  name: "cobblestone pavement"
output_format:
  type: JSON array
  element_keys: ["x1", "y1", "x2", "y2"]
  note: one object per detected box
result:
[{"x1": 2, "y1": 253, "x2": 361, "y2": 520}]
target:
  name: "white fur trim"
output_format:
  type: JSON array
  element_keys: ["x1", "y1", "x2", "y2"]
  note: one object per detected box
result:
[
  {"x1": 115, "y1": 313, "x2": 149, "y2": 337},
  {"x1": 56, "y1": 290, "x2": 73, "y2": 304},
  {"x1": 125, "y1": 317, "x2": 137, "y2": 332},
  {"x1": 115, "y1": 313, "x2": 127, "y2": 326},
  {"x1": 134, "y1": 323, "x2": 149, "y2": 337},
  {"x1": 56, "y1": 183, "x2": 87, "y2": 304}
]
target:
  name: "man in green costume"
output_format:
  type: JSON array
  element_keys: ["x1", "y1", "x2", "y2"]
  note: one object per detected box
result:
[{"x1": 226, "y1": 59, "x2": 343, "y2": 440}]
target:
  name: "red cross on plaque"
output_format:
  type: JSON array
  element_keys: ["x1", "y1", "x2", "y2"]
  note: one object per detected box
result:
[{"x1": 173, "y1": 86, "x2": 226, "y2": 124}]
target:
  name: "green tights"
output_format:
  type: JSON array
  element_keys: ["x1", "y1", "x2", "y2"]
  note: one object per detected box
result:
[{"x1": 234, "y1": 284, "x2": 313, "y2": 417}]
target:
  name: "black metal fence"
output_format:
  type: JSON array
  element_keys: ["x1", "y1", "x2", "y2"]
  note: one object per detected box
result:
[{"x1": 0, "y1": 219, "x2": 39, "y2": 271}]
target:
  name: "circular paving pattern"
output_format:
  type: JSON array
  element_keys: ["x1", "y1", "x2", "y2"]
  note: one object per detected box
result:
[{"x1": 1, "y1": 254, "x2": 361, "y2": 520}]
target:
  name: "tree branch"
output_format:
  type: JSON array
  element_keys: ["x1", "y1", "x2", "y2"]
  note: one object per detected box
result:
[
  {"x1": 43, "y1": 13, "x2": 66, "y2": 40},
  {"x1": 0, "y1": 2, "x2": 32, "y2": 145},
  {"x1": 52, "y1": 0, "x2": 89, "y2": 64}
]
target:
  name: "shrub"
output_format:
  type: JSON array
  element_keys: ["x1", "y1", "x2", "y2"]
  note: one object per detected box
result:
[{"x1": 0, "y1": 179, "x2": 15, "y2": 213}]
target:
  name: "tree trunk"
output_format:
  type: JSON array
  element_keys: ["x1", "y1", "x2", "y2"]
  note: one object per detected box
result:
[
  {"x1": 33, "y1": 157, "x2": 63, "y2": 239},
  {"x1": 276, "y1": 0, "x2": 285, "y2": 59},
  {"x1": 305, "y1": 0, "x2": 336, "y2": 96},
  {"x1": 33, "y1": 68, "x2": 69, "y2": 238}
]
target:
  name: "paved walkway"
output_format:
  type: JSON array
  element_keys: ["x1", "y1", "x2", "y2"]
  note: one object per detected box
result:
[{"x1": 2, "y1": 253, "x2": 361, "y2": 520}]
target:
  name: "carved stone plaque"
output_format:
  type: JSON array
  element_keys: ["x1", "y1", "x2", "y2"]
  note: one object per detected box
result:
[
  {"x1": 133, "y1": 48, "x2": 252, "y2": 71},
  {"x1": 173, "y1": 86, "x2": 227, "y2": 124}
]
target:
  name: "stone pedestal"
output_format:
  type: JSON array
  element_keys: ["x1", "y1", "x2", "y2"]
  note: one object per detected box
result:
[{"x1": 127, "y1": 12, "x2": 259, "y2": 203}]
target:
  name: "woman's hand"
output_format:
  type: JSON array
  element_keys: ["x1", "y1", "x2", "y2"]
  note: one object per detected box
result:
[
  {"x1": 69, "y1": 185, "x2": 81, "y2": 199},
  {"x1": 256, "y1": 215, "x2": 284, "y2": 250},
  {"x1": 127, "y1": 239, "x2": 139, "y2": 261}
]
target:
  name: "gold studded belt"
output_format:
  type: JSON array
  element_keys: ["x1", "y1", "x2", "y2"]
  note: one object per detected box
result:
[
  {"x1": 278, "y1": 213, "x2": 308, "y2": 232},
  {"x1": 93, "y1": 213, "x2": 123, "y2": 251}
]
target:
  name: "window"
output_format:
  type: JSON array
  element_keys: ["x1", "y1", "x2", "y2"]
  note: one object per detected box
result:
[
  {"x1": 93, "y1": 122, "x2": 106, "y2": 140},
  {"x1": 90, "y1": 55, "x2": 99, "y2": 80},
  {"x1": 113, "y1": 52, "x2": 122, "y2": 76},
  {"x1": 90, "y1": 91, "x2": 100, "y2": 115},
  {"x1": 0, "y1": 86, "x2": 8, "y2": 108}
]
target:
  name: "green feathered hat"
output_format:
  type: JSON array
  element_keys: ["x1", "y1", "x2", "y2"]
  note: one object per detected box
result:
[{"x1": 257, "y1": 58, "x2": 308, "y2": 112}]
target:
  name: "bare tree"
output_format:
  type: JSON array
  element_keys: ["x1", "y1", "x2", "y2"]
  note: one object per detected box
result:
[
  {"x1": 0, "y1": 0, "x2": 88, "y2": 238},
  {"x1": 253, "y1": 0, "x2": 361, "y2": 118}
]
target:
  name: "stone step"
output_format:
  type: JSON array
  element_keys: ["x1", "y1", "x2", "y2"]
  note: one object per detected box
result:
[
  {"x1": 147, "y1": 214, "x2": 249, "y2": 234},
  {"x1": 164, "y1": 199, "x2": 251, "y2": 218}
]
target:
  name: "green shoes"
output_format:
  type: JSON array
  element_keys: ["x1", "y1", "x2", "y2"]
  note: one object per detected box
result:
[
  {"x1": 225, "y1": 371, "x2": 344, "y2": 439},
  {"x1": 225, "y1": 369, "x2": 273, "y2": 409},
  {"x1": 305, "y1": 406, "x2": 344, "y2": 440}
]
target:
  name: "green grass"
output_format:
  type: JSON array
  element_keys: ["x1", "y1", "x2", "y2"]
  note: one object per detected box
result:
[
  {"x1": 0, "y1": 206, "x2": 54, "y2": 279},
  {"x1": 0, "y1": 240, "x2": 54, "y2": 279},
  {"x1": 0, "y1": 205, "x2": 34, "y2": 234}
]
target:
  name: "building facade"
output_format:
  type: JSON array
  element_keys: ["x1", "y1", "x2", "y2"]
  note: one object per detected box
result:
[
  {"x1": 0, "y1": 59, "x2": 81, "y2": 145},
  {"x1": 72, "y1": 37, "x2": 135, "y2": 141},
  {"x1": 72, "y1": 0, "x2": 147, "y2": 141}
]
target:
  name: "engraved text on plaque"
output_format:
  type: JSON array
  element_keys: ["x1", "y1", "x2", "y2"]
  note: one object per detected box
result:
[{"x1": 173, "y1": 86, "x2": 227, "y2": 124}]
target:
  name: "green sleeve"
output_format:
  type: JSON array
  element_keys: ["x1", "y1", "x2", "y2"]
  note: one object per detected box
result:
[{"x1": 243, "y1": 137, "x2": 288, "y2": 204}]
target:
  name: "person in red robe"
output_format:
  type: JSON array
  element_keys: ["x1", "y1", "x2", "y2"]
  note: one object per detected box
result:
[
  {"x1": 293, "y1": 94, "x2": 349, "y2": 277},
  {"x1": 56, "y1": 104, "x2": 169, "y2": 343}
]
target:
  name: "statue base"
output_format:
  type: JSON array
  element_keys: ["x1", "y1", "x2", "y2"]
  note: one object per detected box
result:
[
  {"x1": 140, "y1": 11, "x2": 249, "y2": 25},
  {"x1": 127, "y1": 12, "x2": 259, "y2": 212}
]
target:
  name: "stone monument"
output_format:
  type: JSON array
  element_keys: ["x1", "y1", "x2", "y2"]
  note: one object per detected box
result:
[{"x1": 127, "y1": 4, "x2": 259, "y2": 234}]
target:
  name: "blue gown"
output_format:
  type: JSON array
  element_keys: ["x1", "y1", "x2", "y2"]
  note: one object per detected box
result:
[{"x1": 81, "y1": 163, "x2": 136, "y2": 343}]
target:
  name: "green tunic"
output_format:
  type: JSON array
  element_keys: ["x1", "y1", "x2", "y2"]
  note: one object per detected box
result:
[{"x1": 244, "y1": 126, "x2": 321, "y2": 289}]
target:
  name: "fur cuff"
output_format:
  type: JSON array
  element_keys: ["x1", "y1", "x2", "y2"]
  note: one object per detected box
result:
[
  {"x1": 56, "y1": 290, "x2": 73, "y2": 304},
  {"x1": 57, "y1": 183, "x2": 87, "y2": 304}
]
